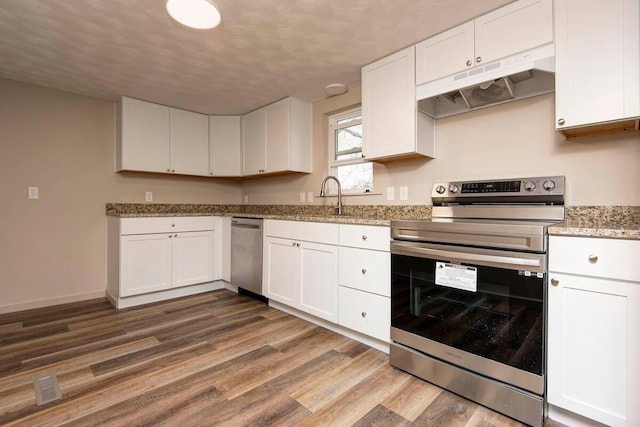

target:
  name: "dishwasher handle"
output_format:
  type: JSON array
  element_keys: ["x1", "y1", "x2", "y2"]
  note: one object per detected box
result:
[
  {"x1": 231, "y1": 217, "x2": 263, "y2": 229},
  {"x1": 232, "y1": 222, "x2": 261, "y2": 229}
]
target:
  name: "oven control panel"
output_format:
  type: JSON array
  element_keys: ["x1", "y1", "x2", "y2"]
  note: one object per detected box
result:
[{"x1": 432, "y1": 176, "x2": 565, "y2": 203}]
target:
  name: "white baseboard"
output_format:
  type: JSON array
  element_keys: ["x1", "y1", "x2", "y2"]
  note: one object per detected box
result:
[
  {"x1": 0, "y1": 290, "x2": 107, "y2": 314},
  {"x1": 107, "y1": 281, "x2": 226, "y2": 309},
  {"x1": 269, "y1": 300, "x2": 390, "y2": 354}
]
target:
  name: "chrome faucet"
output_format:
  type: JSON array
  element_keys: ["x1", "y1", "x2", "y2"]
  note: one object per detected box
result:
[{"x1": 319, "y1": 175, "x2": 343, "y2": 215}]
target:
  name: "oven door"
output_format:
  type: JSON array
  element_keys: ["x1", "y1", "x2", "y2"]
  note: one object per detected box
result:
[{"x1": 391, "y1": 240, "x2": 546, "y2": 395}]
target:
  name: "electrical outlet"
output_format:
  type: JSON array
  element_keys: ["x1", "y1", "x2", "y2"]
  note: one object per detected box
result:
[
  {"x1": 307, "y1": 192, "x2": 314, "y2": 203},
  {"x1": 386, "y1": 187, "x2": 395, "y2": 201},
  {"x1": 244, "y1": 195, "x2": 249, "y2": 204},
  {"x1": 299, "y1": 192, "x2": 306, "y2": 203},
  {"x1": 399, "y1": 186, "x2": 408, "y2": 201},
  {"x1": 28, "y1": 186, "x2": 39, "y2": 200},
  {"x1": 145, "y1": 192, "x2": 153, "y2": 202}
]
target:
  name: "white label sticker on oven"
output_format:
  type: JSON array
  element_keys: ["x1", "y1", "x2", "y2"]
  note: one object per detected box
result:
[{"x1": 435, "y1": 262, "x2": 478, "y2": 292}]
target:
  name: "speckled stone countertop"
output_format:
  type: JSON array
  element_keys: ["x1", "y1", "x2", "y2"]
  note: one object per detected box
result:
[
  {"x1": 105, "y1": 203, "x2": 433, "y2": 226},
  {"x1": 548, "y1": 206, "x2": 640, "y2": 240},
  {"x1": 106, "y1": 204, "x2": 640, "y2": 239}
]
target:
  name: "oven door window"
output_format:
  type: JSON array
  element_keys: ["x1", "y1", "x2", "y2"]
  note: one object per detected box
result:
[{"x1": 391, "y1": 253, "x2": 544, "y2": 376}]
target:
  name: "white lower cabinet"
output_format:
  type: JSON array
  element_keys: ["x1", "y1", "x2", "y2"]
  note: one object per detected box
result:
[
  {"x1": 548, "y1": 236, "x2": 640, "y2": 427},
  {"x1": 338, "y1": 286, "x2": 390, "y2": 342},
  {"x1": 263, "y1": 220, "x2": 339, "y2": 322},
  {"x1": 107, "y1": 216, "x2": 223, "y2": 308}
]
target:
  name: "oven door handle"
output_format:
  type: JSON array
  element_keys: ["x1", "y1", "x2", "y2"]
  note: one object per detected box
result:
[{"x1": 392, "y1": 242, "x2": 542, "y2": 270}]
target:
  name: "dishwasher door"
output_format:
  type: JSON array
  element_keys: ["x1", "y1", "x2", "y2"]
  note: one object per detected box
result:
[{"x1": 230, "y1": 217, "x2": 264, "y2": 296}]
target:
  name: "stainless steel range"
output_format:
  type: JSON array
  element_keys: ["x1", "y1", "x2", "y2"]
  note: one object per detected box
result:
[{"x1": 389, "y1": 176, "x2": 565, "y2": 427}]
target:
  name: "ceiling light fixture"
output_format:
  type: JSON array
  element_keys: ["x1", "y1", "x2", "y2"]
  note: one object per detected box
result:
[
  {"x1": 324, "y1": 83, "x2": 348, "y2": 97},
  {"x1": 166, "y1": 0, "x2": 222, "y2": 30}
]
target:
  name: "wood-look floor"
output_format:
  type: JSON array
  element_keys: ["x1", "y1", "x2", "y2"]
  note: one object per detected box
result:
[{"x1": 0, "y1": 290, "x2": 565, "y2": 426}]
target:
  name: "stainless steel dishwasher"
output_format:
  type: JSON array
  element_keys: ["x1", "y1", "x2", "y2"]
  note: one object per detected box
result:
[{"x1": 230, "y1": 217, "x2": 266, "y2": 302}]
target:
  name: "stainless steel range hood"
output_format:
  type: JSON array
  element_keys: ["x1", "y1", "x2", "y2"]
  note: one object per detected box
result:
[{"x1": 417, "y1": 44, "x2": 555, "y2": 119}]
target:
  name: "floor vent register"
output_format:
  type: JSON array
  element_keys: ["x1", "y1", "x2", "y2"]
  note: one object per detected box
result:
[{"x1": 34, "y1": 374, "x2": 62, "y2": 405}]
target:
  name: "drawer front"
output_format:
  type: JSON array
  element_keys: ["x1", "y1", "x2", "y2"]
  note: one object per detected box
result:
[
  {"x1": 339, "y1": 224, "x2": 390, "y2": 251},
  {"x1": 549, "y1": 236, "x2": 640, "y2": 282},
  {"x1": 339, "y1": 247, "x2": 390, "y2": 297},
  {"x1": 120, "y1": 216, "x2": 215, "y2": 235},
  {"x1": 264, "y1": 219, "x2": 339, "y2": 245},
  {"x1": 338, "y1": 286, "x2": 390, "y2": 342}
]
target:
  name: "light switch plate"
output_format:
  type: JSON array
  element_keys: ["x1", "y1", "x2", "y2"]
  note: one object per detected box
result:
[
  {"x1": 299, "y1": 192, "x2": 306, "y2": 203},
  {"x1": 399, "y1": 186, "x2": 408, "y2": 201},
  {"x1": 307, "y1": 192, "x2": 314, "y2": 203},
  {"x1": 145, "y1": 192, "x2": 153, "y2": 202},
  {"x1": 28, "y1": 186, "x2": 39, "y2": 200},
  {"x1": 386, "y1": 187, "x2": 395, "y2": 201},
  {"x1": 244, "y1": 195, "x2": 249, "y2": 204}
]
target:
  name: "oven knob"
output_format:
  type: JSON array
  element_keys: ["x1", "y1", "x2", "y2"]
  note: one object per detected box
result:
[
  {"x1": 524, "y1": 181, "x2": 537, "y2": 192},
  {"x1": 543, "y1": 180, "x2": 556, "y2": 191},
  {"x1": 449, "y1": 184, "x2": 459, "y2": 194},
  {"x1": 435, "y1": 185, "x2": 446, "y2": 194}
]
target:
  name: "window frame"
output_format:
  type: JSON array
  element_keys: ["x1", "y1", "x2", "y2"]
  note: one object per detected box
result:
[{"x1": 327, "y1": 106, "x2": 373, "y2": 195}]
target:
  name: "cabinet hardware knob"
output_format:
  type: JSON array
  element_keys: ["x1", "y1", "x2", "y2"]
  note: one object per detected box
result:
[
  {"x1": 292, "y1": 242, "x2": 297, "y2": 247},
  {"x1": 361, "y1": 153, "x2": 366, "y2": 158},
  {"x1": 174, "y1": 234, "x2": 177, "y2": 238},
  {"x1": 361, "y1": 312, "x2": 367, "y2": 318},
  {"x1": 362, "y1": 235, "x2": 368, "y2": 240},
  {"x1": 466, "y1": 59, "x2": 472, "y2": 66},
  {"x1": 558, "y1": 118, "x2": 566, "y2": 125},
  {"x1": 168, "y1": 235, "x2": 172, "y2": 238},
  {"x1": 588, "y1": 254, "x2": 598, "y2": 263},
  {"x1": 166, "y1": 168, "x2": 171, "y2": 172},
  {"x1": 550, "y1": 278, "x2": 559, "y2": 286},
  {"x1": 362, "y1": 268, "x2": 367, "y2": 274},
  {"x1": 171, "y1": 224, "x2": 175, "y2": 227},
  {"x1": 476, "y1": 56, "x2": 482, "y2": 63},
  {"x1": 172, "y1": 169, "x2": 175, "y2": 173},
  {"x1": 210, "y1": 172, "x2": 213, "y2": 176}
]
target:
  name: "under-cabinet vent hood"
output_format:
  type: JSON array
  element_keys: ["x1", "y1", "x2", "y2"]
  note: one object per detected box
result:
[{"x1": 417, "y1": 43, "x2": 555, "y2": 119}]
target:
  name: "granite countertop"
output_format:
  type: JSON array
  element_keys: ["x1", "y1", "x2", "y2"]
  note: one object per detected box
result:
[{"x1": 106, "y1": 204, "x2": 640, "y2": 240}]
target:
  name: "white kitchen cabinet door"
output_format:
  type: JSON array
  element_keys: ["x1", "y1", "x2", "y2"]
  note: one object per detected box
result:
[
  {"x1": 265, "y1": 99, "x2": 289, "y2": 174},
  {"x1": 555, "y1": 0, "x2": 640, "y2": 136},
  {"x1": 362, "y1": 46, "x2": 435, "y2": 161},
  {"x1": 242, "y1": 108, "x2": 266, "y2": 175},
  {"x1": 299, "y1": 241, "x2": 338, "y2": 323},
  {"x1": 171, "y1": 231, "x2": 215, "y2": 288},
  {"x1": 547, "y1": 273, "x2": 640, "y2": 427},
  {"x1": 120, "y1": 233, "x2": 172, "y2": 297},
  {"x1": 263, "y1": 236, "x2": 298, "y2": 306},
  {"x1": 338, "y1": 286, "x2": 390, "y2": 342},
  {"x1": 169, "y1": 108, "x2": 210, "y2": 176},
  {"x1": 415, "y1": 0, "x2": 553, "y2": 86},
  {"x1": 415, "y1": 21, "x2": 475, "y2": 85},
  {"x1": 117, "y1": 97, "x2": 171, "y2": 173},
  {"x1": 209, "y1": 115, "x2": 242, "y2": 177}
]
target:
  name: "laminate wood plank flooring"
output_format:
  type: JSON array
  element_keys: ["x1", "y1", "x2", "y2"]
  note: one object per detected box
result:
[{"x1": 0, "y1": 289, "x2": 567, "y2": 426}]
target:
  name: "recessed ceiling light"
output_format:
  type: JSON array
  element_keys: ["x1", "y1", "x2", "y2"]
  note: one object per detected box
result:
[{"x1": 166, "y1": 0, "x2": 222, "y2": 30}]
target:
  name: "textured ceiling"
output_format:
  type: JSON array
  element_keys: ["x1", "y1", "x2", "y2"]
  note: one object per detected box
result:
[{"x1": 0, "y1": 0, "x2": 514, "y2": 115}]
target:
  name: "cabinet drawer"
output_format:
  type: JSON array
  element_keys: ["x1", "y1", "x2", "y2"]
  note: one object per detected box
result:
[
  {"x1": 338, "y1": 286, "x2": 390, "y2": 342},
  {"x1": 549, "y1": 236, "x2": 640, "y2": 282},
  {"x1": 339, "y1": 247, "x2": 390, "y2": 297},
  {"x1": 339, "y1": 224, "x2": 390, "y2": 251},
  {"x1": 264, "y1": 219, "x2": 339, "y2": 245},
  {"x1": 120, "y1": 216, "x2": 215, "y2": 235}
]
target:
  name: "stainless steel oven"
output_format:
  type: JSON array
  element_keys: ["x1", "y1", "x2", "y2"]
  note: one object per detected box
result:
[{"x1": 390, "y1": 176, "x2": 565, "y2": 427}]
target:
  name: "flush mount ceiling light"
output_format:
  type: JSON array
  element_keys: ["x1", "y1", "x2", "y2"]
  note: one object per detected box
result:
[
  {"x1": 324, "y1": 83, "x2": 348, "y2": 97},
  {"x1": 166, "y1": 0, "x2": 221, "y2": 30}
]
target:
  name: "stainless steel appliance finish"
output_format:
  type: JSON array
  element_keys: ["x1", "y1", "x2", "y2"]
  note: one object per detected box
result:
[
  {"x1": 390, "y1": 176, "x2": 565, "y2": 427},
  {"x1": 231, "y1": 217, "x2": 264, "y2": 297}
]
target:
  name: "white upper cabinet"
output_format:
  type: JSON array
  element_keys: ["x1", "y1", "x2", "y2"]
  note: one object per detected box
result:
[
  {"x1": 117, "y1": 96, "x2": 171, "y2": 173},
  {"x1": 170, "y1": 108, "x2": 209, "y2": 176},
  {"x1": 241, "y1": 97, "x2": 312, "y2": 176},
  {"x1": 362, "y1": 46, "x2": 435, "y2": 161},
  {"x1": 554, "y1": 0, "x2": 640, "y2": 138},
  {"x1": 117, "y1": 96, "x2": 210, "y2": 176},
  {"x1": 416, "y1": 0, "x2": 553, "y2": 85},
  {"x1": 209, "y1": 116, "x2": 242, "y2": 177}
]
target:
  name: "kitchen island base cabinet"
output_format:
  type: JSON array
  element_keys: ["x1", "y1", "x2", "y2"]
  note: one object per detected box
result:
[
  {"x1": 548, "y1": 236, "x2": 640, "y2": 427},
  {"x1": 107, "y1": 216, "x2": 224, "y2": 309}
]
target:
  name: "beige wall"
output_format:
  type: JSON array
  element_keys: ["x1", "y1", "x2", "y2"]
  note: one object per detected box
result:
[
  {"x1": 242, "y1": 83, "x2": 640, "y2": 207},
  {"x1": 0, "y1": 79, "x2": 241, "y2": 313}
]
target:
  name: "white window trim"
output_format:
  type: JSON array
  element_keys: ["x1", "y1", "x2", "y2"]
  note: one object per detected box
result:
[{"x1": 327, "y1": 106, "x2": 374, "y2": 196}]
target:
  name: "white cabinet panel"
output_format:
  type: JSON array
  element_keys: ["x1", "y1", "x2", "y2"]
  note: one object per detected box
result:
[
  {"x1": 117, "y1": 97, "x2": 170, "y2": 173},
  {"x1": 172, "y1": 231, "x2": 215, "y2": 288},
  {"x1": 338, "y1": 224, "x2": 390, "y2": 251},
  {"x1": 263, "y1": 237, "x2": 298, "y2": 306},
  {"x1": 554, "y1": 0, "x2": 639, "y2": 136},
  {"x1": 209, "y1": 116, "x2": 242, "y2": 177},
  {"x1": 338, "y1": 286, "x2": 390, "y2": 342},
  {"x1": 339, "y1": 247, "x2": 390, "y2": 297},
  {"x1": 299, "y1": 241, "x2": 339, "y2": 322},
  {"x1": 170, "y1": 108, "x2": 209, "y2": 176},
  {"x1": 242, "y1": 109, "x2": 266, "y2": 175},
  {"x1": 121, "y1": 234, "x2": 172, "y2": 297},
  {"x1": 265, "y1": 100, "x2": 289, "y2": 173}
]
